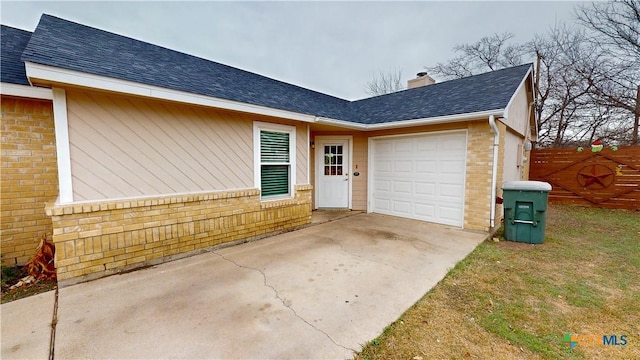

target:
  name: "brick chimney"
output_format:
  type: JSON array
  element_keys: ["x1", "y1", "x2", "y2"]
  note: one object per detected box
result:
[{"x1": 407, "y1": 72, "x2": 435, "y2": 89}]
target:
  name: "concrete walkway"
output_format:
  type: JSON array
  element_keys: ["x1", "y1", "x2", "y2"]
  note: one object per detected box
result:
[{"x1": 1, "y1": 213, "x2": 486, "y2": 359}]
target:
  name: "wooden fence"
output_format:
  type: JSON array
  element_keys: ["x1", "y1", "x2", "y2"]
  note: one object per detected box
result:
[{"x1": 529, "y1": 146, "x2": 640, "y2": 210}]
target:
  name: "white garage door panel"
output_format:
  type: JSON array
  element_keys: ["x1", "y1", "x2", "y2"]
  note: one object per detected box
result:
[
  {"x1": 371, "y1": 132, "x2": 466, "y2": 227},
  {"x1": 415, "y1": 203, "x2": 435, "y2": 217},
  {"x1": 393, "y1": 200, "x2": 411, "y2": 214}
]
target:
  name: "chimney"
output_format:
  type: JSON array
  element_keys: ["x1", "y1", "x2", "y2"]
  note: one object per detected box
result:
[{"x1": 407, "y1": 71, "x2": 435, "y2": 89}]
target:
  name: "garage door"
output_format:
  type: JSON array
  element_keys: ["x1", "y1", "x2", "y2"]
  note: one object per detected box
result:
[{"x1": 370, "y1": 131, "x2": 466, "y2": 227}]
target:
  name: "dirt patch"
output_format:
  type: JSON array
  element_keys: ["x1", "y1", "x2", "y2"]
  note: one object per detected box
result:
[
  {"x1": 2, "y1": 236, "x2": 57, "y2": 303},
  {"x1": 1, "y1": 265, "x2": 57, "y2": 303}
]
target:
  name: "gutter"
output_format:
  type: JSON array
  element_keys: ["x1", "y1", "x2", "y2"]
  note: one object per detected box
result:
[
  {"x1": 489, "y1": 114, "x2": 500, "y2": 229},
  {"x1": 315, "y1": 108, "x2": 506, "y2": 131}
]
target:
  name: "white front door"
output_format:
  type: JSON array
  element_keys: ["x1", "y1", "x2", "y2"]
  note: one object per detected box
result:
[{"x1": 316, "y1": 138, "x2": 350, "y2": 208}]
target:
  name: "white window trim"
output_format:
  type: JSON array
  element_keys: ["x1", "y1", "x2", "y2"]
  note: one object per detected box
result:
[{"x1": 253, "y1": 121, "x2": 296, "y2": 200}]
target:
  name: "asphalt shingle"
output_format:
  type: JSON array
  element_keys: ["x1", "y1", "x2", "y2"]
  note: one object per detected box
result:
[
  {"x1": 20, "y1": 14, "x2": 352, "y2": 120},
  {"x1": 1, "y1": 25, "x2": 32, "y2": 86},
  {"x1": 11, "y1": 14, "x2": 532, "y2": 125},
  {"x1": 350, "y1": 64, "x2": 531, "y2": 124}
]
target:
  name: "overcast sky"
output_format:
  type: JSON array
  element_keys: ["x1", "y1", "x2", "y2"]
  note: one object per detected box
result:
[{"x1": 1, "y1": 1, "x2": 583, "y2": 100}]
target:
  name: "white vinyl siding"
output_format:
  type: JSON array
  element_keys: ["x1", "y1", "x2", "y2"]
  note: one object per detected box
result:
[
  {"x1": 65, "y1": 89, "x2": 254, "y2": 201},
  {"x1": 254, "y1": 122, "x2": 296, "y2": 199}
]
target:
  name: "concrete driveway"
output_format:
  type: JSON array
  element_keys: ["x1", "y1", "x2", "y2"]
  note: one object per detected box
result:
[{"x1": 2, "y1": 213, "x2": 486, "y2": 359}]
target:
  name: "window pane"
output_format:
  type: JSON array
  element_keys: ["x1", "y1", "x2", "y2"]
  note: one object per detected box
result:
[
  {"x1": 261, "y1": 165, "x2": 289, "y2": 196},
  {"x1": 261, "y1": 131, "x2": 289, "y2": 163}
]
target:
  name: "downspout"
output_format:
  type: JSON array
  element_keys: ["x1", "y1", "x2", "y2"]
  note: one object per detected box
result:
[{"x1": 488, "y1": 115, "x2": 499, "y2": 229}]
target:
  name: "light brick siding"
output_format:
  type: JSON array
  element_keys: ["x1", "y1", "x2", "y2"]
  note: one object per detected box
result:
[
  {"x1": 46, "y1": 185, "x2": 312, "y2": 285},
  {"x1": 1, "y1": 96, "x2": 58, "y2": 266},
  {"x1": 464, "y1": 122, "x2": 495, "y2": 231}
]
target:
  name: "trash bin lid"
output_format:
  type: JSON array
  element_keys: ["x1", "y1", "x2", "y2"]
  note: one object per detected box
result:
[{"x1": 502, "y1": 180, "x2": 552, "y2": 191}]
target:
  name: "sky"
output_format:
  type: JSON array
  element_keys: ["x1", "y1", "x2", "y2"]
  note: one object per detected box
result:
[{"x1": 1, "y1": 1, "x2": 583, "y2": 100}]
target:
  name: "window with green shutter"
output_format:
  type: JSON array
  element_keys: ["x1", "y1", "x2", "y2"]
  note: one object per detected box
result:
[
  {"x1": 260, "y1": 131, "x2": 290, "y2": 197},
  {"x1": 254, "y1": 122, "x2": 296, "y2": 199}
]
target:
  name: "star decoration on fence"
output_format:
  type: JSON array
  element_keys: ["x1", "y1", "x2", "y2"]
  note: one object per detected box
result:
[{"x1": 577, "y1": 164, "x2": 615, "y2": 189}]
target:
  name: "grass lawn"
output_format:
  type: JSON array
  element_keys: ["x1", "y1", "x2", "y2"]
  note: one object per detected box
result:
[{"x1": 357, "y1": 205, "x2": 639, "y2": 359}]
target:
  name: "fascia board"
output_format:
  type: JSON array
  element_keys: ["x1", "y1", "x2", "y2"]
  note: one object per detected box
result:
[
  {"x1": 314, "y1": 117, "x2": 366, "y2": 130},
  {"x1": 24, "y1": 62, "x2": 318, "y2": 123},
  {"x1": 362, "y1": 109, "x2": 505, "y2": 130},
  {"x1": 503, "y1": 65, "x2": 534, "y2": 120},
  {"x1": 0, "y1": 82, "x2": 53, "y2": 100},
  {"x1": 316, "y1": 109, "x2": 505, "y2": 131}
]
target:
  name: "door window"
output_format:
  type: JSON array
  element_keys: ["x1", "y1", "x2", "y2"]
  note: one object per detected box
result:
[{"x1": 324, "y1": 145, "x2": 343, "y2": 176}]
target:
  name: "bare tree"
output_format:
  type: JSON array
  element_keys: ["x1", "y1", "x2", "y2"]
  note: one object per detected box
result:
[
  {"x1": 425, "y1": 21, "x2": 638, "y2": 148},
  {"x1": 576, "y1": 0, "x2": 640, "y2": 144},
  {"x1": 530, "y1": 26, "x2": 596, "y2": 147},
  {"x1": 576, "y1": 0, "x2": 640, "y2": 59},
  {"x1": 364, "y1": 69, "x2": 404, "y2": 96},
  {"x1": 426, "y1": 33, "x2": 526, "y2": 80}
]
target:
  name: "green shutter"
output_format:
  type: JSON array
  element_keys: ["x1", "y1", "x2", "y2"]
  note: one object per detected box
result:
[
  {"x1": 261, "y1": 131, "x2": 290, "y2": 163},
  {"x1": 261, "y1": 165, "x2": 289, "y2": 196}
]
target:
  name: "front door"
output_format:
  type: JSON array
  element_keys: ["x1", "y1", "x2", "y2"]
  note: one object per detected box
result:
[{"x1": 316, "y1": 138, "x2": 350, "y2": 208}]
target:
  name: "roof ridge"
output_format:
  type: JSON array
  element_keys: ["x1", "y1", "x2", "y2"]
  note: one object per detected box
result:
[{"x1": 0, "y1": 24, "x2": 32, "y2": 34}]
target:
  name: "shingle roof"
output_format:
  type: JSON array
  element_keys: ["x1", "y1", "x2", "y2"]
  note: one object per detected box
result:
[
  {"x1": 13, "y1": 14, "x2": 532, "y2": 124},
  {"x1": 20, "y1": 14, "x2": 352, "y2": 120},
  {"x1": 1, "y1": 25, "x2": 32, "y2": 86},
  {"x1": 350, "y1": 64, "x2": 531, "y2": 124}
]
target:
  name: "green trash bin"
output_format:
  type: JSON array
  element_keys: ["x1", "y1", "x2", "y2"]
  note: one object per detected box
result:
[{"x1": 502, "y1": 181, "x2": 552, "y2": 244}]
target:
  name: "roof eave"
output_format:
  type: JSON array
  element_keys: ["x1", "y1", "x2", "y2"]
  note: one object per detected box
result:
[
  {"x1": 0, "y1": 82, "x2": 53, "y2": 100},
  {"x1": 314, "y1": 117, "x2": 366, "y2": 130},
  {"x1": 23, "y1": 61, "x2": 319, "y2": 123},
  {"x1": 503, "y1": 64, "x2": 534, "y2": 120},
  {"x1": 502, "y1": 64, "x2": 538, "y2": 141},
  {"x1": 316, "y1": 108, "x2": 505, "y2": 131},
  {"x1": 363, "y1": 109, "x2": 505, "y2": 130}
]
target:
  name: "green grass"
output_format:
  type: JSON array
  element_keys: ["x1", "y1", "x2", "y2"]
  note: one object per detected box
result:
[{"x1": 357, "y1": 206, "x2": 640, "y2": 359}]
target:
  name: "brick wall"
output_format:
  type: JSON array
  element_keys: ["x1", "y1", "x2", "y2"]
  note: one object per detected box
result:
[
  {"x1": 464, "y1": 122, "x2": 494, "y2": 231},
  {"x1": 46, "y1": 185, "x2": 312, "y2": 285},
  {"x1": 1, "y1": 96, "x2": 58, "y2": 266}
]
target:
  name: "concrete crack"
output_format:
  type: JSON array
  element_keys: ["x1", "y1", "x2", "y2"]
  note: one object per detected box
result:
[
  {"x1": 211, "y1": 251, "x2": 356, "y2": 354},
  {"x1": 48, "y1": 284, "x2": 59, "y2": 360}
]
